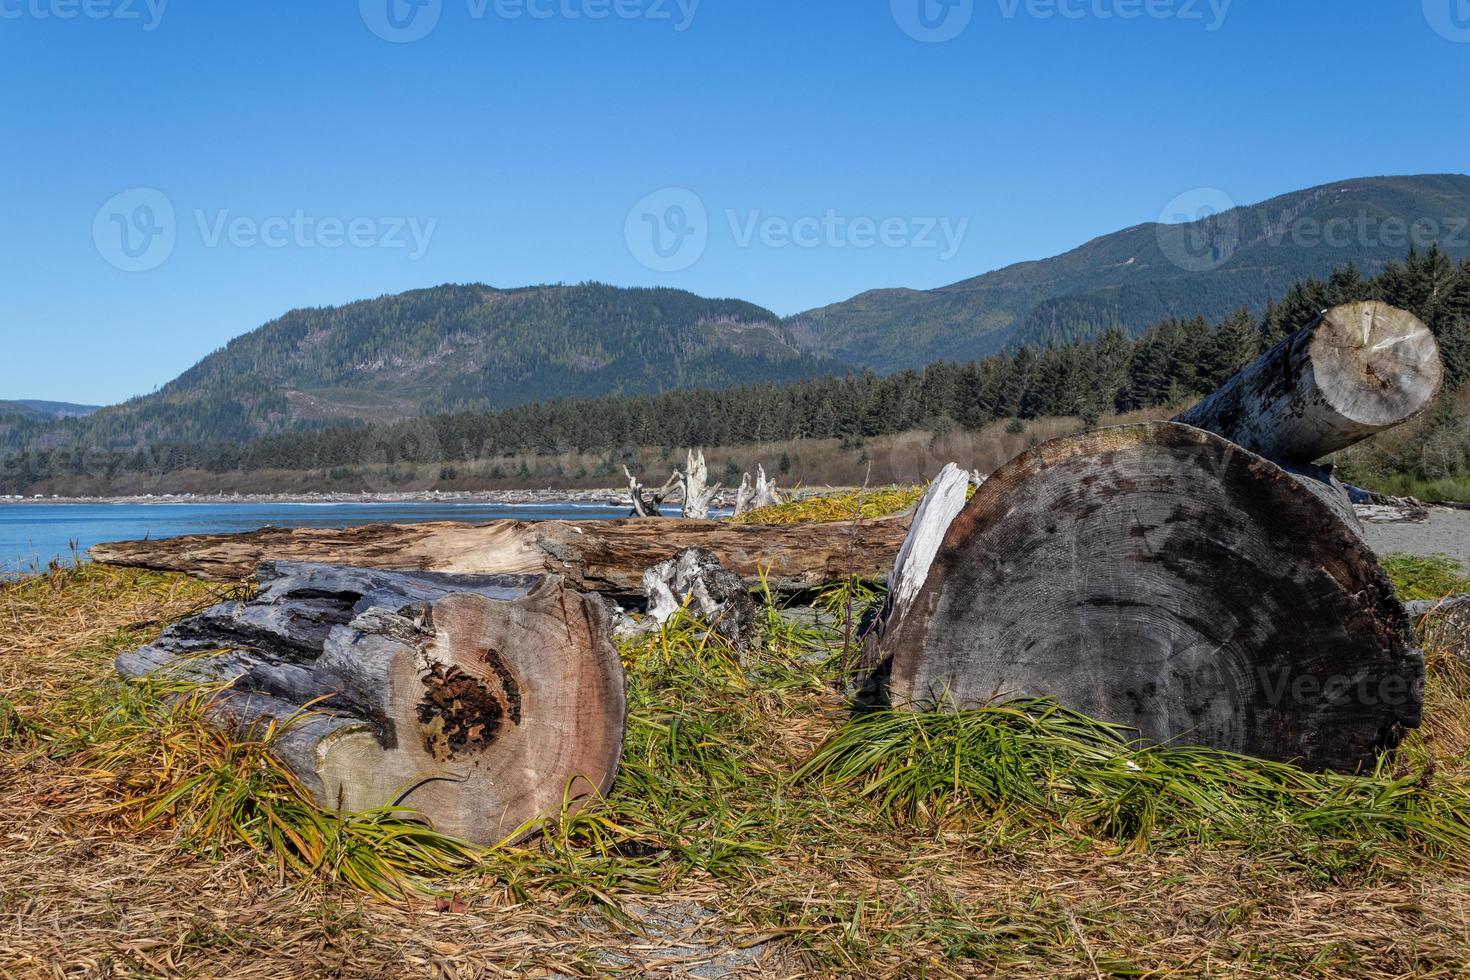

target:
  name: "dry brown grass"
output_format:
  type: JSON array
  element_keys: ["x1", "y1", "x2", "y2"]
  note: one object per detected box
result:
[{"x1": 2, "y1": 564, "x2": 1470, "y2": 977}]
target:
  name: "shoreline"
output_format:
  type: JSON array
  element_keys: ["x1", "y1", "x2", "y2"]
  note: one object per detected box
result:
[{"x1": 0, "y1": 488, "x2": 634, "y2": 507}]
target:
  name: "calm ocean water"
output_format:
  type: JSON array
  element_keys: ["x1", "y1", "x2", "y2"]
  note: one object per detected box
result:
[{"x1": 0, "y1": 501, "x2": 630, "y2": 575}]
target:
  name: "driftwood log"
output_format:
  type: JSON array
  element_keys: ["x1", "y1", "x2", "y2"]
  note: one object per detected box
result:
[
  {"x1": 117, "y1": 562, "x2": 625, "y2": 844},
  {"x1": 677, "y1": 450, "x2": 722, "y2": 520},
  {"x1": 733, "y1": 466, "x2": 784, "y2": 518},
  {"x1": 874, "y1": 423, "x2": 1421, "y2": 771},
  {"x1": 871, "y1": 302, "x2": 1439, "y2": 772},
  {"x1": 91, "y1": 515, "x2": 911, "y2": 596},
  {"x1": 621, "y1": 547, "x2": 761, "y2": 652},
  {"x1": 624, "y1": 466, "x2": 679, "y2": 518},
  {"x1": 1175, "y1": 301, "x2": 1442, "y2": 463}
]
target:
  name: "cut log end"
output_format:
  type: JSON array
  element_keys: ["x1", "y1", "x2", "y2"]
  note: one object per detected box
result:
[
  {"x1": 1310, "y1": 301, "x2": 1443, "y2": 429},
  {"x1": 117, "y1": 563, "x2": 626, "y2": 845},
  {"x1": 879, "y1": 422, "x2": 1422, "y2": 773},
  {"x1": 1176, "y1": 300, "x2": 1443, "y2": 463}
]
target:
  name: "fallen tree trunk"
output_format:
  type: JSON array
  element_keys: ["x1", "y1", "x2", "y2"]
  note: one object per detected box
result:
[
  {"x1": 1175, "y1": 300, "x2": 1442, "y2": 463},
  {"x1": 92, "y1": 515, "x2": 911, "y2": 596},
  {"x1": 116, "y1": 562, "x2": 626, "y2": 844},
  {"x1": 874, "y1": 423, "x2": 1422, "y2": 773}
]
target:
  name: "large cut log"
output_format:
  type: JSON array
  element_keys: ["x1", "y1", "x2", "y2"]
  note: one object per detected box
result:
[
  {"x1": 91, "y1": 516, "x2": 911, "y2": 596},
  {"x1": 874, "y1": 423, "x2": 1422, "y2": 773},
  {"x1": 116, "y1": 562, "x2": 626, "y2": 844},
  {"x1": 1175, "y1": 301, "x2": 1442, "y2": 463}
]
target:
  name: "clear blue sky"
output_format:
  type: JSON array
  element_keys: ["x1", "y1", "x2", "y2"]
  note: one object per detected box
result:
[{"x1": 2, "y1": 0, "x2": 1467, "y2": 404}]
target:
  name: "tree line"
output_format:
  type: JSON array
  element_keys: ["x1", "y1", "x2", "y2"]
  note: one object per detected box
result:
[{"x1": 3, "y1": 248, "x2": 1467, "y2": 493}]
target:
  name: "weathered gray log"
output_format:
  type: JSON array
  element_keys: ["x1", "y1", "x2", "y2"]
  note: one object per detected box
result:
[
  {"x1": 1406, "y1": 594, "x2": 1470, "y2": 668},
  {"x1": 875, "y1": 423, "x2": 1422, "y2": 773},
  {"x1": 117, "y1": 561, "x2": 626, "y2": 844},
  {"x1": 1175, "y1": 301, "x2": 1442, "y2": 463},
  {"x1": 621, "y1": 547, "x2": 760, "y2": 652},
  {"x1": 91, "y1": 515, "x2": 912, "y2": 596}
]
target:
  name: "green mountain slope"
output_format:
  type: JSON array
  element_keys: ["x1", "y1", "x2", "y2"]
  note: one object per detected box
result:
[
  {"x1": 7, "y1": 283, "x2": 829, "y2": 451},
  {"x1": 788, "y1": 174, "x2": 1470, "y2": 370}
]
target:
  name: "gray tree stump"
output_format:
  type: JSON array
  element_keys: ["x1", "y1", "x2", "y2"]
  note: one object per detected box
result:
[
  {"x1": 679, "y1": 450, "x2": 722, "y2": 520},
  {"x1": 116, "y1": 562, "x2": 626, "y2": 844},
  {"x1": 874, "y1": 424, "x2": 1423, "y2": 773}
]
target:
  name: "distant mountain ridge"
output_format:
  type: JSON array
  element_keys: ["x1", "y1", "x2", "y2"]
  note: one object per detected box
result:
[
  {"x1": 0, "y1": 400, "x2": 100, "y2": 420},
  {"x1": 787, "y1": 174, "x2": 1470, "y2": 370},
  {"x1": 0, "y1": 283, "x2": 829, "y2": 452},
  {"x1": 6, "y1": 174, "x2": 1467, "y2": 454}
]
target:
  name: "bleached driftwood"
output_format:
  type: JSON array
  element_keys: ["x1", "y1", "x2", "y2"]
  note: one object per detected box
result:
[
  {"x1": 624, "y1": 466, "x2": 679, "y2": 518},
  {"x1": 679, "y1": 450, "x2": 722, "y2": 520},
  {"x1": 116, "y1": 562, "x2": 626, "y2": 844},
  {"x1": 860, "y1": 462, "x2": 971, "y2": 671},
  {"x1": 732, "y1": 465, "x2": 785, "y2": 518},
  {"x1": 92, "y1": 515, "x2": 912, "y2": 596},
  {"x1": 624, "y1": 547, "x2": 760, "y2": 652},
  {"x1": 752, "y1": 465, "x2": 784, "y2": 510}
]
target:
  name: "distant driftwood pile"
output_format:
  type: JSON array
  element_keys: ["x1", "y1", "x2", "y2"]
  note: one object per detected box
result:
[{"x1": 101, "y1": 301, "x2": 1444, "y2": 839}]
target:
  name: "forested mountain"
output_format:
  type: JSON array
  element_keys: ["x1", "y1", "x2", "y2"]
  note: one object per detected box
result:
[
  {"x1": 788, "y1": 174, "x2": 1470, "y2": 371},
  {"x1": 7, "y1": 175, "x2": 1468, "y2": 461},
  {"x1": 1, "y1": 284, "x2": 827, "y2": 453},
  {"x1": 7, "y1": 248, "x2": 1467, "y2": 495},
  {"x1": 0, "y1": 401, "x2": 99, "y2": 420}
]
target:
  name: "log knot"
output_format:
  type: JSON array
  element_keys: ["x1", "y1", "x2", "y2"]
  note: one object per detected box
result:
[{"x1": 417, "y1": 660, "x2": 522, "y2": 762}]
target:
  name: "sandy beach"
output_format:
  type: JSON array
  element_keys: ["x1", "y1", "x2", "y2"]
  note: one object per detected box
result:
[{"x1": 1360, "y1": 508, "x2": 1470, "y2": 568}]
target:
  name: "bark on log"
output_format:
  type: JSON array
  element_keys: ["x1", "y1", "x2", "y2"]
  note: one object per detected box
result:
[
  {"x1": 875, "y1": 423, "x2": 1422, "y2": 773},
  {"x1": 91, "y1": 515, "x2": 912, "y2": 596},
  {"x1": 116, "y1": 561, "x2": 626, "y2": 844},
  {"x1": 1175, "y1": 301, "x2": 1442, "y2": 463}
]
